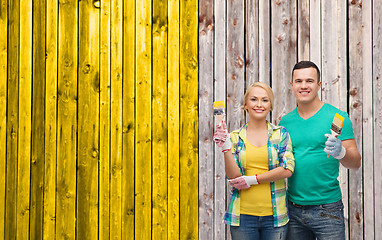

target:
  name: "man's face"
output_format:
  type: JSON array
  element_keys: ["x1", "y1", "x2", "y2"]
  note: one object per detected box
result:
[{"x1": 290, "y1": 67, "x2": 321, "y2": 104}]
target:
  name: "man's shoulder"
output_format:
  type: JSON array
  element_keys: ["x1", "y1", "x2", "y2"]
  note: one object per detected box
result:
[{"x1": 323, "y1": 103, "x2": 350, "y2": 118}]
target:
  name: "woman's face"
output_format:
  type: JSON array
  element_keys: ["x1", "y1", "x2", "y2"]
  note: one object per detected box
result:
[{"x1": 244, "y1": 87, "x2": 271, "y2": 120}]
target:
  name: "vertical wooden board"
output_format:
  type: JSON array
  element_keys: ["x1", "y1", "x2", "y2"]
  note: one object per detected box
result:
[
  {"x1": 110, "y1": 0, "x2": 123, "y2": 238},
  {"x1": 152, "y1": 0, "x2": 168, "y2": 239},
  {"x1": 31, "y1": 0, "x2": 45, "y2": 239},
  {"x1": 168, "y1": 0, "x2": 180, "y2": 238},
  {"x1": 321, "y1": 2, "x2": 349, "y2": 236},
  {"x1": 198, "y1": 0, "x2": 214, "y2": 239},
  {"x1": 361, "y1": 1, "x2": 374, "y2": 239},
  {"x1": 309, "y1": 0, "x2": 321, "y2": 99},
  {"x1": 271, "y1": 0, "x2": 297, "y2": 124},
  {"x1": 77, "y1": 0, "x2": 100, "y2": 239},
  {"x1": 135, "y1": 0, "x2": 151, "y2": 238},
  {"x1": 6, "y1": 0, "x2": 19, "y2": 238},
  {"x1": 44, "y1": 0, "x2": 58, "y2": 237},
  {"x1": 348, "y1": 1, "x2": 364, "y2": 239},
  {"x1": 297, "y1": 0, "x2": 310, "y2": 61},
  {"x1": 214, "y1": 0, "x2": 227, "y2": 239},
  {"x1": 0, "y1": 0, "x2": 7, "y2": 238},
  {"x1": 246, "y1": 0, "x2": 259, "y2": 84},
  {"x1": 180, "y1": 0, "x2": 198, "y2": 239},
  {"x1": 374, "y1": 0, "x2": 382, "y2": 239},
  {"x1": 57, "y1": 0, "x2": 78, "y2": 238},
  {"x1": 258, "y1": 0, "x2": 271, "y2": 86},
  {"x1": 122, "y1": 0, "x2": 134, "y2": 239},
  {"x1": 17, "y1": 0, "x2": 32, "y2": 238},
  {"x1": 99, "y1": 0, "x2": 110, "y2": 239},
  {"x1": 227, "y1": 0, "x2": 245, "y2": 131}
]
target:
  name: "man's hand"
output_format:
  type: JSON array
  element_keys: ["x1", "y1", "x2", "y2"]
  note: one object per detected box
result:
[{"x1": 324, "y1": 134, "x2": 346, "y2": 159}]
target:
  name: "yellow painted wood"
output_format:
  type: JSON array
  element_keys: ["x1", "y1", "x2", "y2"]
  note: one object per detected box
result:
[
  {"x1": 100, "y1": 0, "x2": 111, "y2": 239},
  {"x1": 152, "y1": 0, "x2": 168, "y2": 239},
  {"x1": 77, "y1": 0, "x2": 100, "y2": 239},
  {"x1": 168, "y1": 0, "x2": 180, "y2": 238},
  {"x1": 6, "y1": 0, "x2": 19, "y2": 238},
  {"x1": 44, "y1": 0, "x2": 58, "y2": 238},
  {"x1": 17, "y1": 0, "x2": 32, "y2": 238},
  {"x1": 57, "y1": 0, "x2": 78, "y2": 239},
  {"x1": 110, "y1": 0, "x2": 123, "y2": 238},
  {"x1": 0, "y1": 0, "x2": 7, "y2": 238},
  {"x1": 135, "y1": 0, "x2": 152, "y2": 238},
  {"x1": 122, "y1": 0, "x2": 135, "y2": 239},
  {"x1": 180, "y1": 0, "x2": 199, "y2": 239}
]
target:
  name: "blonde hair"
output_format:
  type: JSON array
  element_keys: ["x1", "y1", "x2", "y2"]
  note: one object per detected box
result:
[{"x1": 244, "y1": 82, "x2": 274, "y2": 111}]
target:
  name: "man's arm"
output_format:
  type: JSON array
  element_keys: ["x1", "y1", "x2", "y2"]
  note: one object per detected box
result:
[{"x1": 339, "y1": 139, "x2": 361, "y2": 169}]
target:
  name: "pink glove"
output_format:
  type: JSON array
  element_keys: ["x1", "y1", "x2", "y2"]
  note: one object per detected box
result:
[
  {"x1": 229, "y1": 175, "x2": 259, "y2": 189},
  {"x1": 213, "y1": 120, "x2": 231, "y2": 151}
]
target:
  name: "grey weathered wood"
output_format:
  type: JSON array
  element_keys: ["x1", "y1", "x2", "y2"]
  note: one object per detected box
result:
[
  {"x1": 246, "y1": 0, "x2": 259, "y2": 85},
  {"x1": 258, "y1": 0, "x2": 270, "y2": 86},
  {"x1": 198, "y1": 0, "x2": 214, "y2": 239},
  {"x1": 214, "y1": 0, "x2": 227, "y2": 238},
  {"x1": 271, "y1": 0, "x2": 297, "y2": 124},
  {"x1": 348, "y1": 1, "x2": 364, "y2": 239},
  {"x1": 298, "y1": 0, "x2": 310, "y2": 61},
  {"x1": 361, "y1": 1, "x2": 374, "y2": 239},
  {"x1": 309, "y1": 0, "x2": 322, "y2": 99},
  {"x1": 373, "y1": 0, "x2": 382, "y2": 239}
]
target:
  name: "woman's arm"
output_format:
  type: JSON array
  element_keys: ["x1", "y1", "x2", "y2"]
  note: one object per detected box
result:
[
  {"x1": 256, "y1": 166, "x2": 292, "y2": 183},
  {"x1": 224, "y1": 151, "x2": 241, "y2": 179}
]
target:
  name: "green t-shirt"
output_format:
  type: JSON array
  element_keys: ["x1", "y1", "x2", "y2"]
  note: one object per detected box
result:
[{"x1": 279, "y1": 103, "x2": 355, "y2": 205}]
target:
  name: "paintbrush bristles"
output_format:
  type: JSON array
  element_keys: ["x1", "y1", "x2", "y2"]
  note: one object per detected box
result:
[{"x1": 331, "y1": 113, "x2": 345, "y2": 136}]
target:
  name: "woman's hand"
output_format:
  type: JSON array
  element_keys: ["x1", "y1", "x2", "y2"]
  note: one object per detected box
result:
[
  {"x1": 213, "y1": 120, "x2": 231, "y2": 152},
  {"x1": 228, "y1": 175, "x2": 259, "y2": 189}
]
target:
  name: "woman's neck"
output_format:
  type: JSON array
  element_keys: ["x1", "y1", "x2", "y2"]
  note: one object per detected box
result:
[{"x1": 247, "y1": 118, "x2": 268, "y2": 131}]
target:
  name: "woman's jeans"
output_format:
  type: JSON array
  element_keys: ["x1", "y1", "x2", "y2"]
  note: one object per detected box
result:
[
  {"x1": 286, "y1": 200, "x2": 345, "y2": 240},
  {"x1": 230, "y1": 214, "x2": 288, "y2": 240}
]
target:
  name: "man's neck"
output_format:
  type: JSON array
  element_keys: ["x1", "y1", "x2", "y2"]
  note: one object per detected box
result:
[{"x1": 297, "y1": 98, "x2": 324, "y2": 120}]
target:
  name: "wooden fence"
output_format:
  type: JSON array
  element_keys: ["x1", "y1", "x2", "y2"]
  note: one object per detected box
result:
[
  {"x1": 199, "y1": 0, "x2": 381, "y2": 240},
  {"x1": 1, "y1": 0, "x2": 381, "y2": 240}
]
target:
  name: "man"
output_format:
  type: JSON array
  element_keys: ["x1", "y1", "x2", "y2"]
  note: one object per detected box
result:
[{"x1": 279, "y1": 61, "x2": 361, "y2": 240}]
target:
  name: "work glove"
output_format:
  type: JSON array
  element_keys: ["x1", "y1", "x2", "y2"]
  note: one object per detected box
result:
[
  {"x1": 324, "y1": 134, "x2": 346, "y2": 159},
  {"x1": 228, "y1": 175, "x2": 259, "y2": 190},
  {"x1": 213, "y1": 120, "x2": 231, "y2": 152}
]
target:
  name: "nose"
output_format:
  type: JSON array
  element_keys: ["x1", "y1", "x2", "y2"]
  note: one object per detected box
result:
[
  {"x1": 301, "y1": 81, "x2": 307, "y2": 88},
  {"x1": 256, "y1": 99, "x2": 262, "y2": 107}
]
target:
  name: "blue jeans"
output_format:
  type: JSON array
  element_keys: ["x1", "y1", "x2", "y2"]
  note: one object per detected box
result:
[
  {"x1": 230, "y1": 214, "x2": 288, "y2": 240},
  {"x1": 286, "y1": 200, "x2": 345, "y2": 240}
]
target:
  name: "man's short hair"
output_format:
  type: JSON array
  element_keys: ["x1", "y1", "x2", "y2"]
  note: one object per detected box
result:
[{"x1": 292, "y1": 61, "x2": 321, "y2": 82}]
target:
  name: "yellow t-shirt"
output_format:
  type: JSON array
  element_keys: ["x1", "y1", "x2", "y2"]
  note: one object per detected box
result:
[{"x1": 240, "y1": 139, "x2": 273, "y2": 216}]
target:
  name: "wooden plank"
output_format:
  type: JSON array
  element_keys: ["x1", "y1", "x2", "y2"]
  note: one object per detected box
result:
[
  {"x1": 297, "y1": 0, "x2": 310, "y2": 61},
  {"x1": 180, "y1": 0, "x2": 198, "y2": 238},
  {"x1": 168, "y1": 0, "x2": 180, "y2": 238},
  {"x1": 246, "y1": 0, "x2": 259, "y2": 84},
  {"x1": 44, "y1": 0, "x2": 58, "y2": 237},
  {"x1": 57, "y1": 0, "x2": 78, "y2": 238},
  {"x1": 321, "y1": 2, "x2": 349, "y2": 237},
  {"x1": 77, "y1": 0, "x2": 100, "y2": 239},
  {"x1": 373, "y1": 0, "x2": 382, "y2": 239},
  {"x1": 5, "y1": 0, "x2": 19, "y2": 238},
  {"x1": 18, "y1": 0, "x2": 32, "y2": 238},
  {"x1": 258, "y1": 0, "x2": 271, "y2": 86},
  {"x1": 135, "y1": 0, "x2": 152, "y2": 239},
  {"x1": 348, "y1": 1, "x2": 364, "y2": 239},
  {"x1": 271, "y1": 0, "x2": 297, "y2": 124},
  {"x1": 309, "y1": 0, "x2": 322, "y2": 99},
  {"x1": 361, "y1": 1, "x2": 373, "y2": 239},
  {"x1": 110, "y1": 0, "x2": 123, "y2": 238},
  {"x1": 214, "y1": 0, "x2": 227, "y2": 238},
  {"x1": 0, "y1": 0, "x2": 7, "y2": 238},
  {"x1": 122, "y1": 0, "x2": 134, "y2": 239},
  {"x1": 152, "y1": 0, "x2": 168, "y2": 239},
  {"x1": 198, "y1": 0, "x2": 214, "y2": 238},
  {"x1": 99, "y1": 0, "x2": 110, "y2": 239}
]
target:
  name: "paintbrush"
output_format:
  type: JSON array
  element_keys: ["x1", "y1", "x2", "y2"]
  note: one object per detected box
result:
[{"x1": 327, "y1": 113, "x2": 345, "y2": 157}]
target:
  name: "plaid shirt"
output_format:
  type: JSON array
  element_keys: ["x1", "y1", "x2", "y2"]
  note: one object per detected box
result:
[{"x1": 223, "y1": 121, "x2": 295, "y2": 227}]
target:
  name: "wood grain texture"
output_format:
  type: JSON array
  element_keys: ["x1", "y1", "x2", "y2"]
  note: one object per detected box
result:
[
  {"x1": 168, "y1": 0, "x2": 180, "y2": 238},
  {"x1": 246, "y1": 0, "x2": 259, "y2": 85},
  {"x1": 57, "y1": 0, "x2": 78, "y2": 238},
  {"x1": 122, "y1": 0, "x2": 134, "y2": 239},
  {"x1": 135, "y1": 0, "x2": 152, "y2": 239},
  {"x1": 298, "y1": 0, "x2": 310, "y2": 61},
  {"x1": 180, "y1": 0, "x2": 199, "y2": 238},
  {"x1": 258, "y1": 0, "x2": 271, "y2": 86},
  {"x1": 0, "y1": 0, "x2": 7, "y2": 238},
  {"x1": 18, "y1": 0, "x2": 32, "y2": 238},
  {"x1": 77, "y1": 0, "x2": 100, "y2": 239}
]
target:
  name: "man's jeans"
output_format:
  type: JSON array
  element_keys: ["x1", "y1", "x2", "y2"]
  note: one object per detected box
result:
[
  {"x1": 286, "y1": 200, "x2": 345, "y2": 240},
  {"x1": 230, "y1": 214, "x2": 288, "y2": 240}
]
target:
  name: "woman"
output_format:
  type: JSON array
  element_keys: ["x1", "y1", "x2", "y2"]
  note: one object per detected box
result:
[{"x1": 213, "y1": 82, "x2": 295, "y2": 240}]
